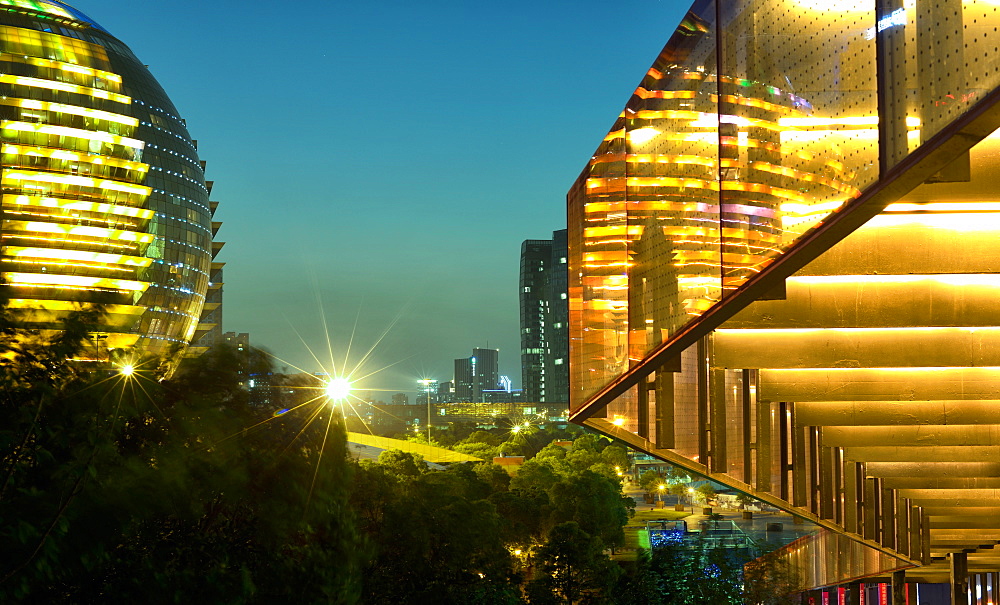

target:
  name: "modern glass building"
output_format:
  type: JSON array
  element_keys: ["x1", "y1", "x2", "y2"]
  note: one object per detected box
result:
[
  {"x1": 569, "y1": 0, "x2": 1000, "y2": 600},
  {"x1": 0, "y1": 0, "x2": 219, "y2": 360}
]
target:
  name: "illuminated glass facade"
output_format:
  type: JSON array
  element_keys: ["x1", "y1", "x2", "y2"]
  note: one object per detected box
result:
[
  {"x1": 570, "y1": 0, "x2": 1000, "y2": 597},
  {"x1": 0, "y1": 0, "x2": 216, "y2": 357}
]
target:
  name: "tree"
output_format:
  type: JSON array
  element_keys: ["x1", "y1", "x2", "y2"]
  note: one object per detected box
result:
[
  {"x1": 742, "y1": 550, "x2": 801, "y2": 605},
  {"x1": 639, "y1": 470, "x2": 664, "y2": 494},
  {"x1": 600, "y1": 445, "x2": 629, "y2": 473},
  {"x1": 532, "y1": 522, "x2": 620, "y2": 604},
  {"x1": 670, "y1": 483, "x2": 690, "y2": 505},
  {"x1": 376, "y1": 449, "x2": 426, "y2": 477},
  {"x1": 548, "y1": 470, "x2": 631, "y2": 550},
  {"x1": 1, "y1": 333, "x2": 367, "y2": 603},
  {"x1": 696, "y1": 483, "x2": 717, "y2": 503}
]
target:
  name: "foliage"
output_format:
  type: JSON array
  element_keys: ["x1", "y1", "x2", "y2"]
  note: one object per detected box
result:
[
  {"x1": 639, "y1": 470, "x2": 665, "y2": 493},
  {"x1": 530, "y1": 522, "x2": 620, "y2": 605},
  {"x1": 0, "y1": 320, "x2": 365, "y2": 603},
  {"x1": 737, "y1": 492, "x2": 756, "y2": 510},
  {"x1": 0, "y1": 307, "x2": 797, "y2": 604},
  {"x1": 696, "y1": 483, "x2": 717, "y2": 501},
  {"x1": 742, "y1": 550, "x2": 802, "y2": 605}
]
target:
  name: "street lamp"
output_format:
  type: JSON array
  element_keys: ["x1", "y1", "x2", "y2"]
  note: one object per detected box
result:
[
  {"x1": 418, "y1": 379, "x2": 434, "y2": 443},
  {"x1": 688, "y1": 487, "x2": 696, "y2": 513},
  {"x1": 657, "y1": 483, "x2": 666, "y2": 508}
]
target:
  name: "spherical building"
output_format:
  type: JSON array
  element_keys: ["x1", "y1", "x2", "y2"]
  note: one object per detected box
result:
[{"x1": 0, "y1": 0, "x2": 219, "y2": 358}]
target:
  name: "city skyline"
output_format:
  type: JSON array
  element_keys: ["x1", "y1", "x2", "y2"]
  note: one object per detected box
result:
[{"x1": 68, "y1": 0, "x2": 690, "y2": 390}]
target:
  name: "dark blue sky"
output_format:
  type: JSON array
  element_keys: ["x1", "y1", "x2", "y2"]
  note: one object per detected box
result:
[{"x1": 73, "y1": 0, "x2": 688, "y2": 394}]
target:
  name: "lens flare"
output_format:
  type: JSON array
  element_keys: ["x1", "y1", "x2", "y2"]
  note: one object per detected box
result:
[
  {"x1": 325, "y1": 377, "x2": 352, "y2": 401},
  {"x1": 119, "y1": 364, "x2": 134, "y2": 377}
]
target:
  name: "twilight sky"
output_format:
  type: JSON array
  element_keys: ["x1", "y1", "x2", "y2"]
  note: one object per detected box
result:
[{"x1": 73, "y1": 0, "x2": 688, "y2": 395}]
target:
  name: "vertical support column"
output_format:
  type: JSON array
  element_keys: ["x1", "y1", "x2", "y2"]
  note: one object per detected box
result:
[
  {"x1": 710, "y1": 366, "x2": 727, "y2": 473},
  {"x1": 881, "y1": 484, "x2": 896, "y2": 550},
  {"x1": 892, "y1": 570, "x2": 906, "y2": 605},
  {"x1": 697, "y1": 338, "x2": 709, "y2": 465},
  {"x1": 757, "y1": 399, "x2": 772, "y2": 493},
  {"x1": 654, "y1": 370, "x2": 674, "y2": 449},
  {"x1": 897, "y1": 498, "x2": 910, "y2": 559},
  {"x1": 792, "y1": 406, "x2": 807, "y2": 508},
  {"x1": 808, "y1": 427, "x2": 820, "y2": 514},
  {"x1": 778, "y1": 401, "x2": 789, "y2": 501},
  {"x1": 742, "y1": 368, "x2": 753, "y2": 485},
  {"x1": 637, "y1": 372, "x2": 649, "y2": 440},
  {"x1": 863, "y1": 477, "x2": 877, "y2": 541},
  {"x1": 820, "y1": 444, "x2": 835, "y2": 520},
  {"x1": 951, "y1": 552, "x2": 969, "y2": 605},
  {"x1": 847, "y1": 582, "x2": 862, "y2": 605},
  {"x1": 833, "y1": 447, "x2": 843, "y2": 524},
  {"x1": 844, "y1": 459, "x2": 859, "y2": 534},
  {"x1": 920, "y1": 507, "x2": 931, "y2": 565}
]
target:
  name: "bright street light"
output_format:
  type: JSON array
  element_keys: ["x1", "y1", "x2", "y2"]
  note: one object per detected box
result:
[{"x1": 325, "y1": 377, "x2": 352, "y2": 401}]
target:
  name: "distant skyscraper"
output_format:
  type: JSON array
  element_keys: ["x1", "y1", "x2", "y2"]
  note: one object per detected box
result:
[
  {"x1": 471, "y1": 347, "x2": 499, "y2": 401},
  {"x1": 519, "y1": 230, "x2": 569, "y2": 403},
  {"x1": 453, "y1": 347, "x2": 500, "y2": 402}
]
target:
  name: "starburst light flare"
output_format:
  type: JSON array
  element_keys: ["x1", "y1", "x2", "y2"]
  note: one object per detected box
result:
[{"x1": 325, "y1": 377, "x2": 352, "y2": 401}]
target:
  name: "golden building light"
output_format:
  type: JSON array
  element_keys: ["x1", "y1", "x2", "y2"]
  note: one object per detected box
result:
[
  {"x1": 0, "y1": 0, "x2": 222, "y2": 361},
  {"x1": 568, "y1": 0, "x2": 1000, "y2": 600}
]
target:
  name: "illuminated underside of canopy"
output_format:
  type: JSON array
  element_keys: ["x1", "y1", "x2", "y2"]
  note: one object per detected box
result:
[{"x1": 569, "y1": 0, "x2": 1000, "y2": 594}]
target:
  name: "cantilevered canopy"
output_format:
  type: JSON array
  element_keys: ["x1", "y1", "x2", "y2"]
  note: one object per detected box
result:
[{"x1": 569, "y1": 0, "x2": 1000, "y2": 590}]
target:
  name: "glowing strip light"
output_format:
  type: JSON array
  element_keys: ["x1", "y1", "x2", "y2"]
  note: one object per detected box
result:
[
  {"x1": 3, "y1": 209, "x2": 147, "y2": 230},
  {"x1": 2, "y1": 233, "x2": 139, "y2": 251},
  {"x1": 4, "y1": 246, "x2": 152, "y2": 267},
  {"x1": 1, "y1": 121, "x2": 144, "y2": 150},
  {"x1": 4, "y1": 194, "x2": 152, "y2": 218},
  {"x1": 585, "y1": 176, "x2": 808, "y2": 202},
  {"x1": 790, "y1": 274, "x2": 1000, "y2": 287},
  {"x1": 0, "y1": 98, "x2": 137, "y2": 126},
  {"x1": 1, "y1": 144, "x2": 148, "y2": 171},
  {"x1": 634, "y1": 88, "x2": 696, "y2": 100},
  {"x1": 8, "y1": 220, "x2": 154, "y2": 243},
  {"x1": 4, "y1": 170, "x2": 152, "y2": 195},
  {"x1": 685, "y1": 112, "x2": 786, "y2": 131},
  {"x1": 780, "y1": 200, "x2": 849, "y2": 216},
  {"x1": 3, "y1": 258, "x2": 133, "y2": 273},
  {"x1": 4, "y1": 272, "x2": 149, "y2": 291},
  {"x1": 713, "y1": 94, "x2": 804, "y2": 115},
  {"x1": 0, "y1": 52, "x2": 123, "y2": 83},
  {"x1": 865, "y1": 213, "x2": 1000, "y2": 232},
  {"x1": 5, "y1": 299, "x2": 145, "y2": 314},
  {"x1": 884, "y1": 202, "x2": 1000, "y2": 213},
  {"x1": 0, "y1": 74, "x2": 130, "y2": 103}
]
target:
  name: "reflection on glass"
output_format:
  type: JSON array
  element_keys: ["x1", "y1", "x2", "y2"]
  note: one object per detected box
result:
[{"x1": 569, "y1": 0, "x2": 880, "y2": 411}]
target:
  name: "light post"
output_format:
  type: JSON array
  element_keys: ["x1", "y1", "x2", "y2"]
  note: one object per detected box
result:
[
  {"x1": 419, "y1": 379, "x2": 434, "y2": 443},
  {"x1": 688, "y1": 487, "x2": 696, "y2": 513},
  {"x1": 657, "y1": 483, "x2": 666, "y2": 508}
]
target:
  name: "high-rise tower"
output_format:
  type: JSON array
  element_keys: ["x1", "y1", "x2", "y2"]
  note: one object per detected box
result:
[{"x1": 519, "y1": 229, "x2": 568, "y2": 403}]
